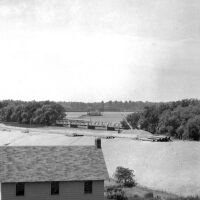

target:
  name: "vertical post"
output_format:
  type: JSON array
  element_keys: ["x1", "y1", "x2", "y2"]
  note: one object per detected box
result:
[{"x1": 95, "y1": 138, "x2": 101, "y2": 149}]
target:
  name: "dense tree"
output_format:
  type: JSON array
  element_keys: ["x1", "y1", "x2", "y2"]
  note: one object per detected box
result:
[
  {"x1": 121, "y1": 112, "x2": 140, "y2": 129},
  {"x1": 122, "y1": 99, "x2": 200, "y2": 141},
  {"x1": 139, "y1": 105, "x2": 160, "y2": 133},
  {"x1": 185, "y1": 116, "x2": 200, "y2": 141},
  {"x1": 0, "y1": 100, "x2": 66, "y2": 126},
  {"x1": 58, "y1": 101, "x2": 155, "y2": 112}
]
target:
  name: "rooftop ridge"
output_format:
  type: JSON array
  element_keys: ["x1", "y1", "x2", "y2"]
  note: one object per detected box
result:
[{"x1": 0, "y1": 144, "x2": 109, "y2": 183}]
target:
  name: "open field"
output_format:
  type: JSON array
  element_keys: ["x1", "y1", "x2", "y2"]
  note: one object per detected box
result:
[{"x1": 0, "y1": 123, "x2": 200, "y2": 197}]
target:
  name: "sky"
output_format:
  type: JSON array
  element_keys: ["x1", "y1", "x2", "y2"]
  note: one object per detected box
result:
[{"x1": 0, "y1": 0, "x2": 199, "y2": 102}]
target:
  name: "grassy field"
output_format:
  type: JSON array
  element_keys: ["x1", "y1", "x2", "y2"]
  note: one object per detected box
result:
[{"x1": 104, "y1": 179, "x2": 179, "y2": 200}]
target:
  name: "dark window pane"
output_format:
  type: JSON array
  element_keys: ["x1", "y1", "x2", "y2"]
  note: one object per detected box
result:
[
  {"x1": 84, "y1": 181, "x2": 92, "y2": 194},
  {"x1": 51, "y1": 182, "x2": 59, "y2": 195},
  {"x1": 16, "y1": 183, "x2": 25, "y2": 196}
]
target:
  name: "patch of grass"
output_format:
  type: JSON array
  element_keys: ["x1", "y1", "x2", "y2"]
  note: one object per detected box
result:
[{"x1": 105, "y1": 179, "x2": 179, "y2": 200}]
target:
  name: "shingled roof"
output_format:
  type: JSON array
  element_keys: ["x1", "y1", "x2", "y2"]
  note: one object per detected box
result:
[{"x1": 0, "y1": 146, "x2": 109, "y2": 183}]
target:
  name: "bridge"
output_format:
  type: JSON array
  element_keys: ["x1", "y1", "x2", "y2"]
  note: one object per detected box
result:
[{"x1": 56, "y1": 119, "x2": 122, "y2": 131}]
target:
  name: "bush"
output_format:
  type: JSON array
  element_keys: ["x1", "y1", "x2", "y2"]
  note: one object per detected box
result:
[
  {"x1": 106, "y1": 186, "x2": 128, "y2": 200},
  {"x1": 144, "y1": 192, "x2": 154, "y2": 199},
  {"x1": 114, "y1": 166, "x2": 136, "y2": 187}
]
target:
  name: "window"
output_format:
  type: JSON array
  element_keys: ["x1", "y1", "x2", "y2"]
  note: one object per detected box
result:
[
  {"x1": 84, "y1": 181, "x2": 92, "y2": 194},
  {"x1": 16, "y1": 183, "x2": 25, "y2": 196},
  {"x1": 51, "y1": 182, "x2": 59, "y2": 195}
]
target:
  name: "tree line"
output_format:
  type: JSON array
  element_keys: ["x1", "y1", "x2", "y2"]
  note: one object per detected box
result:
[
  {"x1": 122, "y1": 99, "x2": 200, "y2": 141},
  {"x1": 59, "y1": 101, "x2": 154, "y2": 112},
  {"x1": 0, "y1": 100, "x2": 66, "y2": 126}
]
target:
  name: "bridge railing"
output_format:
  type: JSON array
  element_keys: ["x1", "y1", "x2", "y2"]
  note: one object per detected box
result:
[{"x1": 56, "y1": 119, "x2": 122, "y2": 129}]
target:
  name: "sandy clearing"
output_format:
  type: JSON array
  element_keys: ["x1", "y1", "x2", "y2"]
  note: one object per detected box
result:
[
  {"x1": 0, "y1": 129, "x2": 94, "y2": 146},
  {"x1": 0, "y1": 123, "x2": 152, "y2": 142}
]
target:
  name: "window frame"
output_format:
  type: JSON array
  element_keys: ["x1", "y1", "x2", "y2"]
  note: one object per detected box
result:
[
  {"x1": 84, "y1": 181, "x2": 93, "y2": 194},
  {"x1": 16, "y1": 182, "x2": 25, "y2": 196},
  {"x1": 50, "y1": 181, "x2": 59, "y2": 195}
]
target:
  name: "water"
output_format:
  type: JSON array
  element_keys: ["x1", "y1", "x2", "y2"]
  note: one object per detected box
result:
[
  {"x1": 66, "y1": 111, "x2": 133, "y2": 123},
  {"x1": 102, "y1": 139, "x2": 200, "y2": 196}
]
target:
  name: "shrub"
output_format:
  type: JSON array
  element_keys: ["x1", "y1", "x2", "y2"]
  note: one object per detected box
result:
[
  {"x1": 106, "y1": 186, "x2": 128, "y2": 200},
  {"x1": 144, "y1": 192, "x2": 154, "y2": 199},
  {"x1": 114, "y1": 166, "x2": 136, "y2": 187}
]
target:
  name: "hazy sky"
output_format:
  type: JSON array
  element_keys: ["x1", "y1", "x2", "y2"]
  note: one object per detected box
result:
[{"x1": 0, "y1": 0, "x2": 200, "y2": 102}]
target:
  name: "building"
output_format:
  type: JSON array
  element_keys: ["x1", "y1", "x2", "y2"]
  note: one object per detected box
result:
[{"x1": 0, "y1": 139, "x2": 109, "y2": 200}]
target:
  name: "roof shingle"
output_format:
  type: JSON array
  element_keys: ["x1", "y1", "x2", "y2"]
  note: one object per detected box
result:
[{"x1": 0, "y1": 146, "x2": 109, "y2": 183}]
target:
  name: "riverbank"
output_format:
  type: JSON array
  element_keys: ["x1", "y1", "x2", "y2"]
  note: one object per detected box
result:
[{"x1": 0, "y1": 122, "x2": 173, "y2": 142}]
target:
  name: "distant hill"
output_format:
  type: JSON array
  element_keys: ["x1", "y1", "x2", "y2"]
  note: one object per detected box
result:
[{"x1": 58, "y1": 101, "x2": 156, "y2": 112}]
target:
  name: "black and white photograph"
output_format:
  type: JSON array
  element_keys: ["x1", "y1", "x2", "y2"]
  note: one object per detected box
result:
[{"x1": 0, "y1": 0, "x2": 200, "y2": 200}]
